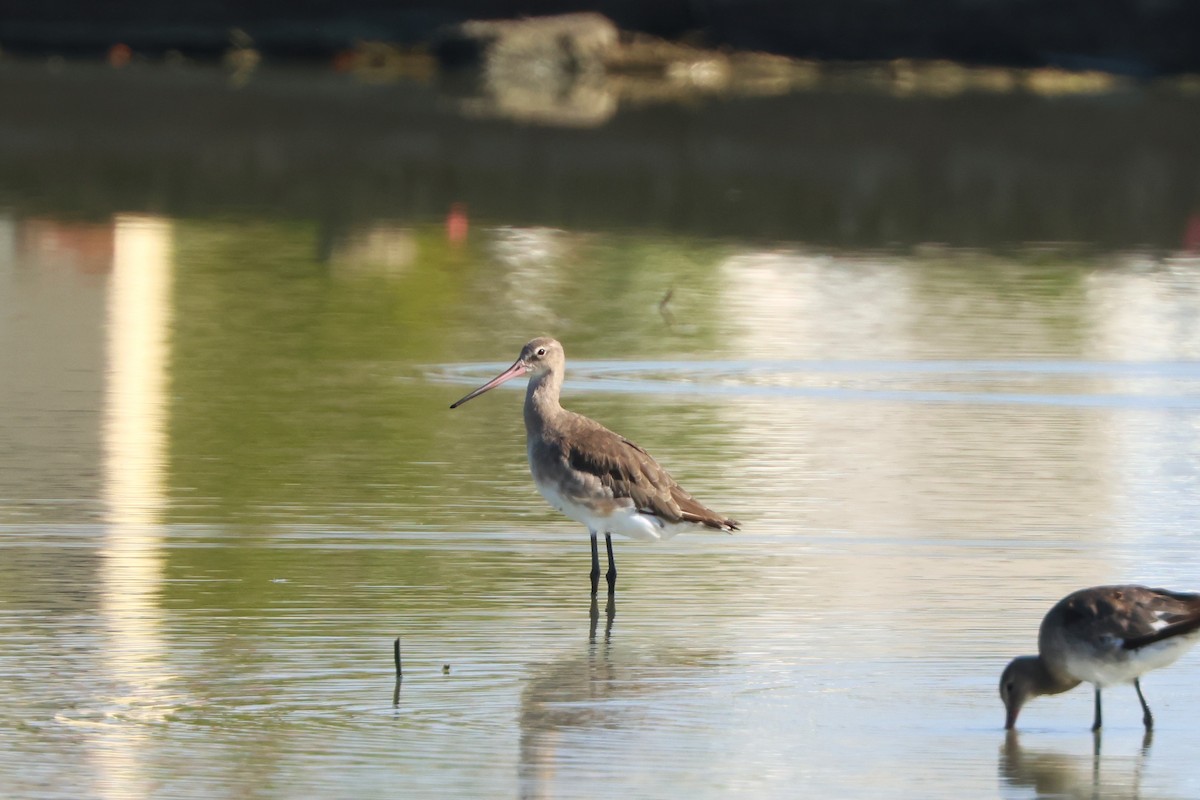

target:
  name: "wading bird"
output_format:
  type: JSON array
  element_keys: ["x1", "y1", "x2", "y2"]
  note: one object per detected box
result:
[
  {"x1": 1000, "y1": 585, "x2": 1200, "y2": 730},
  {"x1": 450, "y1": 337, "x2": 738, "y2": 595}
]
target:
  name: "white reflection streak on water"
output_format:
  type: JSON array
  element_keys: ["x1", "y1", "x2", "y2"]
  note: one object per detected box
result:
[
  {"x1": 94, "y1": 215, "x2": 173, "y2": 800},
  {"x1": 1084, "y1": 258, "x2": 1200, "y2": 575},
  {"x1": 715, "y1": 251, "x2": 1115, "y2": 616}
]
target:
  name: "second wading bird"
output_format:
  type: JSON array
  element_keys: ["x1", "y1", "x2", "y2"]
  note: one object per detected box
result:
[
  {"x1": 450, "y1": 337, "x2": 739, "y2": 596},
  {"x1": 1000, "y1": 585, "x2": 1200, "y2": 731}
]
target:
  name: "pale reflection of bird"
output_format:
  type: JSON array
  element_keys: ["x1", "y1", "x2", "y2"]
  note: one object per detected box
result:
[
  {"x1": 1000, "y1": 585, "x2": 1200, "y2": 730},
  {"x1": 450, "y1": 337, "x2": 739, "y2": 596},
  {"x1": 999, "y1": 730, "x2": 1153, "y2": 799},
  {"x1": 517, "y1": 611, "x2": 722, "y2": 800}
]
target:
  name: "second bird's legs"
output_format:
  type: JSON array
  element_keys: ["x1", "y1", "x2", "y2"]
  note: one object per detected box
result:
[
  {"x1": 1134, "y1": 679, "x2": 1154, "y2": 729},
  {"x1": 1092, "y1": 682, "x2": 1155, "y2": 732}
]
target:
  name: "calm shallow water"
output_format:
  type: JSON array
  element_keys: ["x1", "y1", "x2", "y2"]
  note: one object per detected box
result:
[{"x1": 3, "y1": 67, "x2": 1200, "y2": 799}]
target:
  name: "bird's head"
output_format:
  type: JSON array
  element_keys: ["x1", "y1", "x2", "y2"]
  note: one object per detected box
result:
[
  {"x1": 999, "y1": 656, "x2": 1041, "y2": 729},
  {"x1": 450, "y1": 337, "x2": 564, "y2": 408},
  {"x1": 517, "y1": 337, "x2": 564, "y2": 378}
]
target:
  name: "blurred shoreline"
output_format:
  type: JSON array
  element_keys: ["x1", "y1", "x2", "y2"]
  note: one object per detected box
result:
[
  {"x1": 2, "y1": 2, "x2": 1198, "y2": 75},
  {"x1": 1, "y1": 57, "x2": 1197, "y2": 253}
]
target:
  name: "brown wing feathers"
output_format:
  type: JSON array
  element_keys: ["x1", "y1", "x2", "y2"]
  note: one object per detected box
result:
[
  {"x1": 1063, "y1": 587, "x2": 1200, "y2": 651},
  {"x1": 564, "y1": 423, "x2": 738, "y2": 531},
  {"x1": 1121, "y1": 589, "x2": 1200, "y2": 650}
]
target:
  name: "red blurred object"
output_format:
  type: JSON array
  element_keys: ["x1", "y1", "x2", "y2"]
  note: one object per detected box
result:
[
  {"x1": 331, "y1": 50, "x2": 356, "y2": 73},
  {"x1": 1183, "y1": 212, "x2": 1200, "y2": 253},
  {"x1": 446, "y1": 202, "x2": 469, "y2": 245},
  {"x1": 108, "y1": 43, "x2": 132, "y2": 68},
  {"x1": 20, "y1": 218, "x2": 115, "y2": 275}
]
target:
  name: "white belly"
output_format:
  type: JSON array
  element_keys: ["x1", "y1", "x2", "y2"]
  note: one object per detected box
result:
[
  {"x1": 1067, "y1": 633, "x2": 1200, "y2": 687},
  {"x1": 533, "y1": 481, "x2": 702, "y2": 542}
]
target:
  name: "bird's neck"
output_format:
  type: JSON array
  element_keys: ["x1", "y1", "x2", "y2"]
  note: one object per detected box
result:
[
  {"x1": 1030, "y1": 656, "x2": 1081, "y2": 697},
  {"x1": 524, "y1": 369, "x2": 563, "y2": 435}
]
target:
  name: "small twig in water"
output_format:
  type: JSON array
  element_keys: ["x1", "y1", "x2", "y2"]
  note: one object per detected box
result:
[
  {"x1": 394, "y1": 636, "x2": 403, "y2": 679},
  {"x1": 658, "y1": 289, "x2": 675, "y2": 327}
]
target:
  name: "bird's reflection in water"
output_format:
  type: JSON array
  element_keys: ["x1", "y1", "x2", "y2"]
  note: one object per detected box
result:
[
  {"x1": 518, "y1": 598, "x2": 721, "y2": 799},
  {"x1": 589, "y1": 595, "x2": 615, "y2": 643},
  {"x1": 1000, "y1": 729, "x2": 1157, "y2": 799}
]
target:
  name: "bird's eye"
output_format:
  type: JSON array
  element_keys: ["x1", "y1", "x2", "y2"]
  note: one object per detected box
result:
[{"x1": 536, "y1": 348, "x2": 546, "y2": 356}]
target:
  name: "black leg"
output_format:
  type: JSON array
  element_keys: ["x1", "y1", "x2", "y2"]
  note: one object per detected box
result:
[
  {"x1": 589, "y1": 531, "x2": 600, "y2": 596},
  {"x1": 604, "y1": 533, "x2": 617, "y2": 594},
  {"x1": 1092, "y1": 687, "x2": 1103, "y2": 732},
  {"x1": 1134, "y1": 679, "x2": 1154, "y2": 729}
]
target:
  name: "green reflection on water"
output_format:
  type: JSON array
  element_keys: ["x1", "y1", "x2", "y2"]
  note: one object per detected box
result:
[
  {"x1": 166, "y1": 219, "x2": 735, "y2": 535},
  {"x1": 169, "y1": 219, "x2": 456, "y2": 524}
]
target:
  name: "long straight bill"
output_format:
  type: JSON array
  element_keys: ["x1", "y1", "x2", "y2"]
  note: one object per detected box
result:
[{"x1": 449, "y1": 360, "x2": 528, "y2": 408}]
